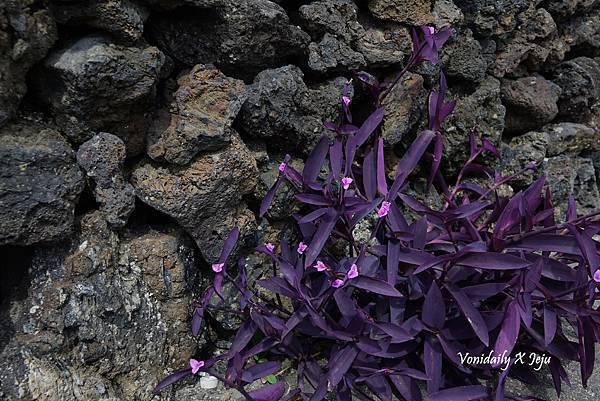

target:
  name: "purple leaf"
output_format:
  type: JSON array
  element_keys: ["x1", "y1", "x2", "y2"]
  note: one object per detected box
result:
[
  {"x1": 327, "y1": 345, "x2": 358, "y2": 389},
  {"x1": 304, "y1": 209, "x2": 338, "y2": 267},
  {"x1": 493, "y1": 301, "x2": 520, "y2": 362},
  {"x1": 363, "y1": 146, "x2": 377, "y2": 200},
  {"x1": 241, "y1": 361, "x2": 281, "y2": 383},
  {"x1": 447, "y1": 286, "x2": 489, "y2": 346},
  {"x1": 350, "y1": 276, "x2": 403, "y2": 297},
  {"x1": 376, "y1": 138, "x2": 388, "y2": 195},
  {"x1": 353, "y1": 107, "x2": 385, "y2": 148},
  {"x1": 429, "y1": 385, "x2": 489, "y2": 401},
  {"x1": 544, "y1": 305, "x2": 557, "y2": 346},
  {"x1": 304, "y1": 136, "x2": 330, "y2": 184},
  {"x1": 458, "y1": 252, "x2": 530, "y2": 270},
  {"x1": 153, "y1": 369, "x2": 193, "y2": 394},
  {"x1": 260, "y1": 178, "x2": 284, "y2": 217},
  {"x1": 247, "y1": 382, "x2": 286, "y2": 401},
  {"x1": 424, "y1": 336, "x2": 442, "y2": 393},
  {"x1": 422, "y1": 281, "x2": 445, "y2": 330},
  {"x1": 389, "y1": 130, "x2": 435, "y2": 200},
  {"x1": 218, "y1": 227, "x2": 240, "y2": 264}
]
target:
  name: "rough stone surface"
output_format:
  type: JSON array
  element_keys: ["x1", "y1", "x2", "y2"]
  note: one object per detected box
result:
[
  {"x1": 50, "y1": 0, "x2": 149, "y2": 43},
  {"x1": 355, "y1": 19, "x2": 411, "y2": 67},
  {"x1": 453, "y1": 0, "x2": 531, "y2": 37},
  {"x1": 307, "y1": 33, "x2": 366, "y2": 73},
  {"x1": 147, "y1": 0, "x2": 310, "y2": 79},
  {"x1": 441, "y1": 28, "x2": 487, "y2": 83},
  {"x1": 368, "y1": 0, "x2": 433, "y2": 25},
  {"x1": 544, "y1": 122, "x2": 600, "y2": 156},
  {"x1": 380, "y1": 72, "x2": 426, "y2": 146},
  {"x1": 501, "y1": 75, "x2": 561, "y2": 133},
  {"x1": 0, "y1": 212, "x2": 199, "y2": 401},
  {"x1": 0, "y1": 1, "x2": 57, "y2": 125},
  {"x1": 545, "y1": 155, "x2": 600, "y2": 217},
  {"x1": 500, "y1": 130, "x2": 550, "y2": 187},
  {"x1": 148, "y1": 65, "x2": 247, "y2": 165},
  {"x1": 553, "y1": 57, "x2": 600, "y2": 121},
  {"x1": 76, "y1": 133, "x2": 136, "y2": 228},
  {"x1": 33, "y1": 35, "x2": 165, "y2": 155},
  {"x1": 241, "y1": 65, "x2": 348, "y2": 154},
  {"x1": 0, "y1": 121, "x2": 84, "y2": 245},
  {"x1": 131, "y1": 133, "x2": 258, "y2": 261},
  {"x1": 299, "y1": 0, "x2": 363, "y2": 44}
]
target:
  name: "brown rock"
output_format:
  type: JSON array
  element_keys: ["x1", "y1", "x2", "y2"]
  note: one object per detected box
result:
[
  {"x1": 356, "y1": 19, "x2": 411, "y2": 67},
  {"x1": 132, "y1": 133, "x2": 258, "y2": 260},
  {"x1": 368, "y1": 0, "x2": 433, "y2": 25},
  {"x1": 148, "y1": 65, "x2": 247, "y2": 165}
]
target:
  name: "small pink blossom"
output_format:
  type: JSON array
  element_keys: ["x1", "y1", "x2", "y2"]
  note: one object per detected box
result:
[
  {"x1": 427, "y1": 26, "x2": 435, "y2": 35},
  {"x1": 347, "y1": 264, "x2": 359, "y2": 279},
  {"x1": 314, "y1": 261, "x2": 327, "y2": 271},
  {"x1": 342, "y1": 96, "x2": 351, "y2": 107},
  {"x1": 332, "y1": 279, "x2": 345, "y2": 288},
  {"x1": 190, "y1": 359, "x2": 205, "y2": 374},
  {"x1": 594, "y1": 270, "x2": 600, "y2": 283},
  {"x1": 212, "y1": 263, "x2": 224, "y2": 273},
  {"x1": 342, "y1": 177, "x2": 353, "y2": 190},
  {"x1": 278, "y1": 162, "x2": 286, "y2": 173},
  {"x1": 377, "y1": 201, "x2": 391, "y2": 218},
  {"x1": 297, "y1": 242, "x2": 307, "y2": 254},
  {"x1": 265, "y1": 243, "x2": 275, "y2": 253}
]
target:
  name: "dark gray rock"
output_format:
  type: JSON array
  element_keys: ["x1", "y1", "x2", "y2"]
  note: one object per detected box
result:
[
  {"x1": 241, "y1": 65, "x2": 348, "y2": 154},
  {"x1": 307, "y1": 34, "x2": 366, "y2": 74},
  {"x1": 0, "y1": 121, "x2": 84, "y2": 245},
  {"x1": 432, "y1": 0, "x2": 464, "y2": 27},
  {"x1": 147, "y1": 0, "x2": 310, "y2": 79},
  {"x1": 77, "y1": 133, "x2": 136, "y2": 228},
  {"x1": 553, "y1": 57, "x2": 600, "y2": 122},
  {"x1": 453, "y1": 0, "x2": 530, "y2": 37},
  {"x1": 255, "y1": 156, "x2": 304, "y2": 221},
  {"x1": 50, "y1": 0, "x2": 149, "y2": 43},
  {"x1": 380, "y1": 72, "x2": 426, "y2": 146},
  {"x1": 131, "y1": 133, "x2": 258, "y2": 261},
  {"x1": 147, "y1": 65, "x2": 247, "y2": 165},
  {"x1": 0, "y1": 1, "x2": 57, "y2": 125},
  {"x1": 33, "y1": 35, "x2": 165, "y2": 155},
  {"x1": 444, "y1": 76, "x2": 506, "y2": 169},
  {"x1": 0, "y1": 212, "x2": 199, "y2": 401},
  {"x1": 558, "y1": 9, "x2": 600, "y2": 57},
  {"x1": 368, "y1": 0, "x2": 433, "y2": 25},
  {"x1": 544, "y1": 0, "x2": 598, "y2": 19},
  {"x1": 356, "y1": 18, "x2": 411, "y2": 67},
  {"x1": 298, "y1": 0, "x2": 363, "y2": 43},
  {"x1": 544, "y1": 155, "x2": 600, "y2": 217},
  {"x1": 501, "y1": 75, "x2": 561, "y2": 133},
  {"x1": 500, "y1": 130, "x2": 549, "y2": 187},
  {"x1": 441, "y1": 28, "x2": 488, "y2": 83},
  {"x1": 544, "y1": 122, "x2": 600, "y2": 156}
]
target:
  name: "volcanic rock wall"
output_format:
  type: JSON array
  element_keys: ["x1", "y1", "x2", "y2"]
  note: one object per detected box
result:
[{"x1": 0, "y1": 0, "x2": 599, "y2": 400}]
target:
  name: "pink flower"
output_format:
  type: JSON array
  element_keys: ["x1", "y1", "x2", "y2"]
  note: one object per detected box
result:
[
  {"x1": 314, "y1": 261, "x2": 327, "y2": 271},
  {"x1": 427, "y1": 26, "x2": 435, "y2": 35},
  {"x1": 278, "y1": 162, "x2": 286, "y2": 173},
  {"x1": 377, "y1": 201, "x2": 391, "y2": 218},
  {"x1": 212, "y1": 263, "x2": 224, "y2": 273},
  {"x1": 342, "y1": 177, "x2": 353, "y2": 190},
  {"x1": 265, "y1": 243, "x2": 275, "y2": 253},
  {"x1": 594, "y1": 270, "x2": 600, "y2": 283},
  {"x1": 190, "y1": 358, "x2": 205, "y2": 374},
  {"x1": 332, "y1": 279, "x2": 345, "y2": 288},
  {"x1": 297, "y1": 242, "x2": 307, "y2": 254},
  {"x1": 342, "y1": 96, "x2": 351, "y2": 107},
  {"x1": 347, "y1": 264, "x2": 359, "y2": 279}
]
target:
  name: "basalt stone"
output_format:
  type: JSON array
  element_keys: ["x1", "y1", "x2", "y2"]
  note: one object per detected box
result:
[
  {"x1": 444, "y1": 76, "x2": 506, "y2": 169},
  {"x1": 553, "y1": 57, "x2": 600, "y2": 121},
  {"x1": 0, "y1": 1, "x2": 57, "y2": 125},
  {"x1": 544, "y1": 155, "x2": 600, "y2": 218},
  {"x1": 355, "y1": 19, "x2": 411, "y2": 67},
  {"x1": 131, "y1": 133, "x2": 258, "y2": 261},
  {"x1": 147, "y1": 65, "x2": 247, "y2": 165},
  {"x1": 500, "y1": 130, "x2": 549, "y2": 187},
  {"x1": 559, "y1": 9, "x2": 600, "y2": 56},
  {"x1": 76, "y1": 133, "x2": 136, "y2": 228},
  {"x1": 50, "y1": 0, "x2": 149, "y2": 43},
  {"x1": 0, "y1": 211, "x2": 199, "y2": 401},
  {"x1": 241, "y1": 65, "x2": 349, "y2": 154},
  {"x1": 453, "y1": 0, "x2": 530, "y2": 37},
  {"x1": 543, "y1": 0, "x2": 598, "y2": 19},
  {"x1": 0, "y1": 121, "x2": 84, "y2": 245},
  {"x1": 298, "y1": 0, "x2": 364, "y2": 44},
  {"x1": 33, "y1": 35, "x2": 165, "y2": 155},
  {"x1": 543, "y1": 123, "x2": 600, "y2": 156},
  {"x1": 501, "y1": 75, "x2": 561, "y2": 133},
  {"x1": 147, "y1": 0, "x2": 310, "y2": 79},
  {"x1": 380, "y1": 72, "x2": 426, "y2": 147},
  {"x1": 307, "y1": 34, "x2": 366, "y2": 74},
  {"x1": 441, "y1": 28, "x2": 487, "y2": 83},
  {"x1": 432, "y1": 0, "x2": 464, "y2": 27},
  {"x1": 368, "y1": 0, "x2": 433, "y2": 25}
]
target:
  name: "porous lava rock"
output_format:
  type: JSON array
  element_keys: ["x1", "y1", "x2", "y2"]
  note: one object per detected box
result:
[
  {"x1": 33, "y1": 35, "x2": 165, "y2": 155},
  {"x1": 131, "y1": 133, "x2": 258, "y2": 261},
  {"x1": 0, "y1": 121, "x2": 84, "y2": 245},
  {"x1": 147, "y1": 65, "x2": 247, "y2": 165},
  {"x1": 368, "y1": 0, "x2": 433, "y2": 25},
  {"x1": 0, "y1": 212, "x2": 199, "y2": 401},
  {"x1": 76, "y1": 133, "x2": 136, "y2": 228}
]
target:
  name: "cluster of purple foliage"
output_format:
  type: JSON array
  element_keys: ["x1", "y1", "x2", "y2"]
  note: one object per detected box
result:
[{"x1": 154, "y1": 26, "x2": 600, "y2": 401}]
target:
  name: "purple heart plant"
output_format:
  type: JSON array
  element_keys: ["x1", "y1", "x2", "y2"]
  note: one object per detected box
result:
[{"x1": 154, "y1": 26, "x2": 600, "y2": 401}]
